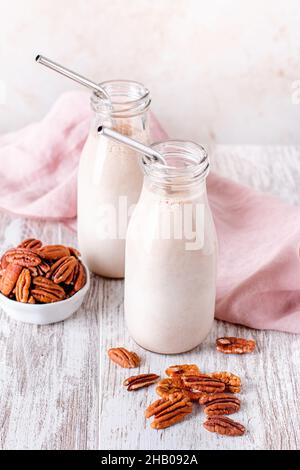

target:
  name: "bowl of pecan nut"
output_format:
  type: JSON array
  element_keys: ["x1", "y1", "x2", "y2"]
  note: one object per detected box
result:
[{"x1": 0, "y1": 238, "x2": 90, "y2": 325}]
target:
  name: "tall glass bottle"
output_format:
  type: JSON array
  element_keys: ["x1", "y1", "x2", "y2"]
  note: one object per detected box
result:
[
  {"x1": 125, "y1": 141, "x2": 218, "y2": 354},
  {"x1": 78, "y1": 80, "x2": 151, "y2": 278}
]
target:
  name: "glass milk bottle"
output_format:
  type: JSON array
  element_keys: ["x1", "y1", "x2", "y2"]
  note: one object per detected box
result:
[
  {"x1": 78, "y1": 80, "x2": 151, "y2": 278},
  {"x1": 125, "y1": 141, "x2": 217, "y2": 354}
]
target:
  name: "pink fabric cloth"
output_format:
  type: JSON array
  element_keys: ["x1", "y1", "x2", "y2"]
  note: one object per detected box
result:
[
  {"x1": 1, "y1": 92, "x2": 300, "y2": 333},
  {"x1": 208, "y1": 174, "x2": 300, "y2": 332},
  {"x1": 0, "y1": 92, "x2": 91, "y2": 222}
]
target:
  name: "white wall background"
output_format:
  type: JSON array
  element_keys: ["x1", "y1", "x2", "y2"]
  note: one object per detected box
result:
[{"x1": 0, "y1": 0, "x2": 300, "y2": 144}]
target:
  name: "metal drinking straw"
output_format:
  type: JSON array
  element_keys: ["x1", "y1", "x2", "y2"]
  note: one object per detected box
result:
[
  {"x1": 35, "y1": 55, "x2": 111, "y2": 101},
  {"x1": 98, "y1": 126, "x2": 167, "y2": 165}
]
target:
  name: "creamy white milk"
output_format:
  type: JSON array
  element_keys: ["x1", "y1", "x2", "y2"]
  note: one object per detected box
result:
[
  {"x1": 77, "y1": 130, "x2": 144, "y2": 278},
  {"x1": 124, "y1": 141, "x2": 217, "y2": 354}
]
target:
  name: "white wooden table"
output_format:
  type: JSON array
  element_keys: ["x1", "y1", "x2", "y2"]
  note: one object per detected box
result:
[
  {"x1": 1, "y1": 146, "x2": 300, "y2": 450},
  {"x1": 0, "y1": 217, "x2": 99, "y2": 450}
]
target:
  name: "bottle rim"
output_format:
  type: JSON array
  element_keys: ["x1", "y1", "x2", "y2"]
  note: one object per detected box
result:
[
  {"x1": 91, "y1": 79, "x2": 151, "y2": 117},
  {"x1": 141, "y1": 140, "x2": 210, "y2": 184}
]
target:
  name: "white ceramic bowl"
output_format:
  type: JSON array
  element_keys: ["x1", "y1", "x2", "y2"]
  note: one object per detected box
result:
[{"x1": 0, "y1": 263, "x2": 90, "y2": 325}]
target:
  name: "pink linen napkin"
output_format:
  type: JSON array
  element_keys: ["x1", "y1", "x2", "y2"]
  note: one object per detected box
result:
[
  {"x1": 208, "y1": 173, "x2": 300, "y2": 332},
  {"x1": 0, "y1": 92, "x2": 91, "y2": 221},
  {"x1": 0, "y1": 91, "x2": 300, "y2": 333}
]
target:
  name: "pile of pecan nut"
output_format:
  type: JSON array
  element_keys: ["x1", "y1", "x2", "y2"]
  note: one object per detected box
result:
[
  {"x1": 0, "y1": 238, "x2": 86, "y2": 304},
  {"x1": 108, "y1": 336, "x2": 256, "y2": 436}
]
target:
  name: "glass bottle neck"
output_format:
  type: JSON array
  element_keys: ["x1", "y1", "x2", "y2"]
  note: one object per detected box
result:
[
  {"x1": 143, "y1": 175, "x2": 207, "y2": 201},
  {"x1": 91, "y1": 79, "x2": 151, "y2": 118},
  {"x1": 90, "y1": 80, "x2": 150, "y2": 137},
  {"x1": 141, "y1": 140, "x2": 209, "y2": 199}
]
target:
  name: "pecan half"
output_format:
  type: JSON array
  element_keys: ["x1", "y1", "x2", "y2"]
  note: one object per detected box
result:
[
  {"x1": 29, "y1": 262, "x2": 50, "y2": 277},
  {"x1": 145, "y1": 392, "x2": 189, "y2": 418},
  {"x1": 28, "y1": 266, "x2": 39, "y2": 277},
  {"x1": 108, "y1": 347, "x2": 140, "y2": 368},
  {"x1": 31, "y1": 276, "x2": 66, "y2": 303},
  {"x1": 46, "y1": 256, "x2": 67, "y2": 279},
  {"x1": 5, "y1": 248, "x2": 41, "y2": 267},
  {"x1": 15, "y1": 268, "x2": 31, "y2": 303},
  {"x1": 0, "y1": 253, "x2": 8, "y2": 269},
  {"x1": 165, "y1": 364, "x2": 201, "y2": 377},
  {"x1": 18, "y1": 238, "x2": 42, "y2": 250},
  {"x1": 123, "y1": 373, "x2": 160, "y2": 391},
  {"x1": 28, "y1": 295, "x2": 36, "y2": 304},
  {"x1": 199, "y1": 392, "x2": 241, "y2": 416},
  {"x1": 37, "y1": 245, "x2": 70, "y2": 261},
  {"x1": 0, "y1": 263, "x2": 23, "y2": 296},
  {"x1": 68, "y1": 247, "x2": 81, "y2": 258},
  {"x1": 145, "y1": 393, "x2": 193, "y2": 429},
  {"x1": 73, "y1": 261, "x2": 86, "y2": 292},
  {"x1": 181, "y1": 374, "x2": 225, "y2": 396},
  {"x1": 209, "y1": 372, "x2": 241, "y2": 393},
  {"x1": 47, "y1": 256, "x2": 77, "y2": 284},
  {"x1": 216, "y1": 337, "x2": 256, "y2": 354},
  {"x1": 156, "y1": 377, "x2": 187, "y2": 399},
  {"x1": 38, "y1": 261, "x2": 51, "y2": 275},
  {"x1": 203, "y1": 416, "x2": 245, "y2": 436}
]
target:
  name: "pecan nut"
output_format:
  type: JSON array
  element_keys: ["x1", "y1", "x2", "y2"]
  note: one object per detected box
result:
[
  {"x1": 28, "y1": 262, "x2": 50, "y2": 277},
  {"x1": 64, "y1": 268, "x2": 76, "y2": 285},
  {"x1": 0, "y1": 253, "x2": 9, "y2": 269},
  {"x1": 108, "y1": 347, "x2": 140, "y2": 368},
  {"x1": 47, "y1": 256, "x2": 77, "y2": 284},
  {"x1": 209, "y1": 372, "x2": 241, "y2": 393},
  {"x1": 203, "y1": 416, "x2": 245, "y2": 436},
  {"x1": 28, "y1": 266, "x2": 39, "y2": 277},
  {"x1": 37, "y1": 245, "x2": 70, "y2": 261},
  {"x1": 31, "y1": 290, "x2": 60, "y2": 303},
  {"x1": 68, "y1": 247, "x2": 81, "y2": 258},
  {"x1": 18, "y1": 238, "x2": 42, "y2": 250},
  {"x1": 0, "y1": 252, "x2": 8, "y2": 269},
  {"x1": 199, "y1": 392, "x2": 241, "y2": 415},
  {"x1": 216, "y1": 337, "x2": 256, "y2": 354},
  {"x1": 73, "y1": 261, "x2": 86, "y2": 292},
  {"x1": 15, "y1": 268, "x2": 31, "y2": 303},
  {"x1": 5, "y1": 248, "x2": 41, "y2": 267},
  {"x1": 181, "y1": 374, "x2": 225, "y2": 396},
  {"x1": 31, "y1": 276, "x2": 66, "y2": 303},
  {"x1": 123, "y1": 373, "x2": 160, "y2": 391},
  {"x1": 165, "y1": 364, "x2": 201, "y2": 377},
  {"x1": 0, "y1": 263, "x2": 23, "y2": 296},
  {"x1": 156, "y1": 377, "x2": 188, "y2": 399},
  {"x1": 38, "y1": 261, "x2": 51, "y2": 275},
  {"x1": 145, "y1": 393, "x2": 193, "y2": 429},
  {"x1": 30, "y1": 265, "x2": 48, "y2": 277}
]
